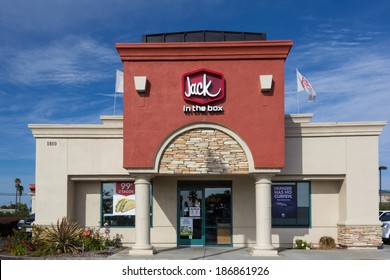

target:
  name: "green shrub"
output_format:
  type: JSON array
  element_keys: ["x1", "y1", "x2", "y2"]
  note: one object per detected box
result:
[
  {"x1": 79, "y1": 227, "x2": 123, "y2": 251},
  {"x1": 101, "y1": 224, "x2": 123, "y2": 248},
  {"x1": 294, "y1": 239, "x2": 312, "y2": 249},
  {"x1": 319, "y1": 236, "x2": 336, "y2": 249},
  {"x1": 39, "y1": 217, "x2": 83, "y2": 255},
  {"x1": 2, "y1": 229, "x2": 33, "y2": 256},
  {"x1": 2, "y1": 217, "x2": 123, "y2": 256},
  {"x1": 105, "y1": 233, "x2": 123, "y2": 248},
  {"x1": 380, "y1": 202, "x2": 390, "y2": 210},
  {"x1": 80, "y1": 228, "x2": 106, "y2": 251}
]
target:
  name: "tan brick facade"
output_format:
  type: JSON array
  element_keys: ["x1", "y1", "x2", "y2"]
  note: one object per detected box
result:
[
  {"x1": 159, "y1": 128, "x2": 249, "y2": 174},
  {"x1": 337, "y1": 225, "x2": 383, "y2": 248}
]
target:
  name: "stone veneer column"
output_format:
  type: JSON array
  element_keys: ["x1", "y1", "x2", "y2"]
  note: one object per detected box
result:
[
  {"x1": 251, "y1": 174, "x2": 278, "y2": 256},
  {"x1": 129, "y1": 174, "x2": 155, "y2": 255}
]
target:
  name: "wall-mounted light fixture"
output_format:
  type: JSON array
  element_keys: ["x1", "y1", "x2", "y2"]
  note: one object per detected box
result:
[
  {"x1": 134, "y1": 76, "x2": 147, "y2": 93},
  {"x1": 259, "y1": 75, "x2": 273, "y2": 92}
]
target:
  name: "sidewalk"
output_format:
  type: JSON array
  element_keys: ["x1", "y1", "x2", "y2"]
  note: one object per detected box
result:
[
  {"x1": 107, "y1": 245, "x2": 390, "y2": 260},
  {"x1": 2, "y1": 245, "x2": 389, "y2": 260}
]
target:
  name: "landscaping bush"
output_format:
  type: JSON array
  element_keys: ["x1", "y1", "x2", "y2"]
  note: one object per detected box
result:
[
  {"x1": 294, "y1": 239, "x2": 312, "y2": 249},
  {"x1": 319, "y1": 236, "x2": 336, "y2": 249},
  {"x1": 2, "y1": 229, "x2": 33, "y2": 256},
  {"x1": 80, "y1": 225, "x2": 123, "y2": 251},
  {"x1": 104, "y1": 233, "x2": 123, "y2": 248},
  {"x1": 80, "y1": 228, "x2": 106, "y2": 251},
  {"x1": 38, "y1": 217, "x2": 84, "y2": 255},
  {"x1": 1, "y1": 217, "x2": 123, "y2": 256},
  {"x1": 380, "y1": 202, "x2": 390, "y2": 210}
]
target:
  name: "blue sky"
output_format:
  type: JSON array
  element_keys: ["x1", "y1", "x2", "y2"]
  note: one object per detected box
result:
[{"x1": 0, "y1": 0, "x2": 389, "y2": 208}]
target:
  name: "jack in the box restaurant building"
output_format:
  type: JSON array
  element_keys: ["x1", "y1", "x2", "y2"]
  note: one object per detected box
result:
[{"x1": 29, "y1": 31, "x2": 386, "y2": 256}]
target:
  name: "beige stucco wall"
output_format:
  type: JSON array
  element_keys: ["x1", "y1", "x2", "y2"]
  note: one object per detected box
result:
[
  {"x1": 34, "y1": 138, "x2": 70, "y2": 225},
  {"x1": 33, "y1": 137, "x2": 128, "y2": 224},
  {"x1": 68, "y1": 139, "x2": 127, "y2": 175},
  {"x1": 343, "y1": 136, "x2": 380, "y2": 225},
  {"x1": 283, "y1": 137, "x2": 346, "y2": 175},
  {"x1": 30, "y1": 117, "x2": 129, "y2": 226},
  {"x1": 73, "y1": 181, "x2": 100, "y2": 227},
  {"x1": 150, "y1": 176, "x2": 178, "y2": 246},
  {"x1": 283, "y1": 115, "x2": 383, "y2": 227}
]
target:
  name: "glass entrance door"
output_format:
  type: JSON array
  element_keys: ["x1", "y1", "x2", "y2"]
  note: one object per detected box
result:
[
  {"x1": 178, "y1": 181, "x2": 232, "y2": 246},
  {"x1": 178, "y1": 188, "x2": 204, "y2": 246}
]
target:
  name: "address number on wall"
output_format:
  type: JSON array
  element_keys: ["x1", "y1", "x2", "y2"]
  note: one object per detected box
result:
[{"x1": 46, "y1": 141, "x2": 57, "y2": 146}]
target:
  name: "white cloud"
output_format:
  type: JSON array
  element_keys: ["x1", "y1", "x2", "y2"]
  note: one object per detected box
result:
[
  {"x1": 0, "y1": 36, "x2": 119, "y2": 86},
  {"x1": 286, "y1": 25, "x2": 390, "y2": 121},
  {"x1": 285, "y1": 26, "x2": 390, "y2": 188}
]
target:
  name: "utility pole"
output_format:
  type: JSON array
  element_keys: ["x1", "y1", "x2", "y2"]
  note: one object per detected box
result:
[{"x1": 379, "y1": 166, "x2": 387, "y2": 206}]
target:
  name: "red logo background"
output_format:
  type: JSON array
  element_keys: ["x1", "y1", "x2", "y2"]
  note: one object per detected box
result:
[
  {"x1": 182, "y1": 68, "x2": 225, "y2": 105},
  {"x1": 115, "y1": 182, "x2": 135, "y2": 197}
]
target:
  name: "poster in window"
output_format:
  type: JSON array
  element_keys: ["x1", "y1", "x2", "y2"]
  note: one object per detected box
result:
[
  {"x1": 272, "y1": 185, "x2": 297, "y2": 219},
  {"x1": 113, "y1": 182, "x2": 136, "y2": 216},
  {"x1": 180, "y1": 217, "x2": 193, "y2": 237},
  {"x1": 189, "y1": 207, "x2": 200, "y2": 217}
]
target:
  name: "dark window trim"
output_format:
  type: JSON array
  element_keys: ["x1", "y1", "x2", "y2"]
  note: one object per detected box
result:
[
  {"x1": 271, "y1": 181, "x2": 311, "y2": 228},
  {"x1": 100, "y1": 181, "x2": 153, "y2": 228}
]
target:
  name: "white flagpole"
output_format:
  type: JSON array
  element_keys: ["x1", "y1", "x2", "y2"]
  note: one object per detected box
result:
[{"x1": 113, "y1": 91, "x2": 117, "y2": 115}]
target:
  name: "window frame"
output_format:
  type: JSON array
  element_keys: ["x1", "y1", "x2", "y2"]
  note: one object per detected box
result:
[
  {"x1": 100, "y1": 181, "x2": 153, "y2": 228},
  {"x1": 271, "y1": 181, "x2": 311, "y2": 228}
]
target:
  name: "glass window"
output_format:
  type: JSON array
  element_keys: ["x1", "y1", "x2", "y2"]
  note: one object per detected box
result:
[
  {"x1": 380, "y1": 212, "x2": 390, "y2": 222},
  {"x1": 204, "y1": 186, "x2": 232, "y2": 245},
  {"x1": 205, "y1": 188, "x2": 232, "y2": 227},
  {"x1": 101, "y1": 182, "x2": 153, "y2": 227},
  {"x1": 271, "y1": 182, "x2": 310, "y2": 227}
]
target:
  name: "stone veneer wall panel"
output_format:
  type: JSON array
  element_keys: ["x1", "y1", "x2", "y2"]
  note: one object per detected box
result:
[
  {"x1": 159, "y1": 129, "x2": 249, "y2": 174},
  {"x1": 337, "y1": 225, "x2": 382, "y2": 248}
]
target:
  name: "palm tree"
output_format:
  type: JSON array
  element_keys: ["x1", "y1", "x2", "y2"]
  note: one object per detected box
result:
[
  {"x1": 188, "y1": 190, "x2": 199, "y2": 206},
  {"x1": 18, "y1": 185, "x2": 24, "y2": 209},
  {"x1": 14, "y1": 178, "x2": 21, "y2": 212}
]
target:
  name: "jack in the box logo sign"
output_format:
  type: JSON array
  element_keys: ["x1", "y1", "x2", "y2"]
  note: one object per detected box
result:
[{"x1": 182, "y1": 68, "x2": 225, "y2": 105}]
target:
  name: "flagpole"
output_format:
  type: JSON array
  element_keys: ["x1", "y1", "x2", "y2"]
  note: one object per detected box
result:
[
  {"x1": 296, "y1": 68, "x2": 300, "y2": 114},
  {"x1": 113, "y1": 91, "x2": 117, "y2": 115}
]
